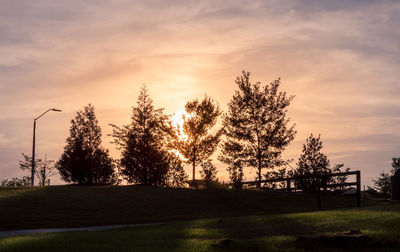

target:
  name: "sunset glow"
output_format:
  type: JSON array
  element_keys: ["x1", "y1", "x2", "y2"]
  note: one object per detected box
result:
[{"x1": 0, "y1": 0, "x2": 399, "y2": 187}]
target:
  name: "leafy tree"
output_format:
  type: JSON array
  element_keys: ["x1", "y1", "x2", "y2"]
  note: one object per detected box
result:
[
  {"x1": 219, "y1": 71, "x2": 296, "y2": 187},
  {"x1": 19, "y1": 153, "x2": 56, "y2": 186},
  {"x1": 0, "y1": 176, "x2": 31, "y2": 187},
  {"x1": 263, "y1": 167, "x2": 287, "y2": 189},
  {"x1": 57, "y1": 104, "x2": 115, "y2": 185},
  {"x1": 226, "y1": 161, "x2": 244, "y2": 189},
  {"x1": 199, "y1": 159, "x2": 218, "y2": 183},
  {"x1": 110, "y1": 85, "x2": 183, "y2": 186},
  {"x1": 295, "y1": 134, "x2": 351, "y2": 192},
  {"x1": 165, "y1": 155, "x2": 188, "y2": 187},
  {"x1": 373, "y1": 171, "x2": 391, "y2": 198},
  {"x1": 330, "y1": 163, "x2": 351, "y2": 190},
  {"x1": 392, "y1": 157, "x2": 400, "y2": 171},
  {"x1": 174, "y1": 96, "x2": 222, "y2": 181},
  {"x1": 295, "y1": 134, "x2": 330, "y2": 191},
  {"x1": 372, "y1": 157, "x2": 400, "y2": 198}
]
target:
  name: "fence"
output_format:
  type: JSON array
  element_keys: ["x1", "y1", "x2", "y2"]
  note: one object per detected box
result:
[{"x1": 239, "y1": 170, "x2": 361, "y2": 207}]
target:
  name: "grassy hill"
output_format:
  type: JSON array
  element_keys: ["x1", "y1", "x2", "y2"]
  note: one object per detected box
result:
[
  {"x1": 1, "y1": 204, "x2": 399, "y2": 251},
  {"x1": 0, "y1": 185, "x2": 365, "y2": 231}
]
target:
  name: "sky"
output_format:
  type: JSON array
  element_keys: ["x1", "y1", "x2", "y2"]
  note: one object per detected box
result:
[{"x1": 1, "y1": 0, "x2": 399, "y2": 186}]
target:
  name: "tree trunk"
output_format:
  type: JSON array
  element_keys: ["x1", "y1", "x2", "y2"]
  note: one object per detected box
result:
[{"x1": 257, "y1": 155, "x2": 262, "y2": 188}]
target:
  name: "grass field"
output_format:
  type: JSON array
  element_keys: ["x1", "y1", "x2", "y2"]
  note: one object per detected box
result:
[
  {"x1": 0, "y1": 185, "x2": 363, "y2": 231},
  {"x1": 0, "y1": 203, "x2": 399, "y2": 251}
]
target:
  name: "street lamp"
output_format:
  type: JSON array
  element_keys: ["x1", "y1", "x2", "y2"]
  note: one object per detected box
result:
[{"x1": 31, "y1": 108, "x2": 62, "y2": 186}]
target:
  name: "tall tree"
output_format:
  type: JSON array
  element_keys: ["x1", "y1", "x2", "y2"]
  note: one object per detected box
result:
[
  {"x1": 20, "y1": 153, "x2": 56, "y2": 186},
  {"x1": 57, "y1": 104, "x2": 115, "y2": 185},
  {"x1": 174, "y1": 96, "x2": 222, "y2": 181},
  {"x1": 110, "y1": 85, "x2": 184, "y2": 186},
  {"x1": 295, "y1": 134, "x2": 330, "y2": 191},
  {"x1": 219, "y1": 71, "x2": 296, "y2": 187}
]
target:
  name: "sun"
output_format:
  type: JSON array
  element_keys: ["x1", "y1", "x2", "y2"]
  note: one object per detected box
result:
[{"x1": 171, "y1": 112, "x2": 188, "y2": 141}]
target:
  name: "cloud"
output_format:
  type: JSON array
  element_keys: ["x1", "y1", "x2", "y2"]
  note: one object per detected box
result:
[{"x1": 0, "y1": 0, "x2": 399, "y2": 186}]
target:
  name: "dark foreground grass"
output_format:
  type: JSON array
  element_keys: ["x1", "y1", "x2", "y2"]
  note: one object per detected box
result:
[
  {"x1": 1, "y1": 203, "x2": 399, "y2": 252},
  {"x1": 0, "y1": 185, "x2": 364, "y2": 230}
]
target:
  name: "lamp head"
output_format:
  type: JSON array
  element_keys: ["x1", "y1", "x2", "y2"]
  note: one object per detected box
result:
[{"x1": 52, "y1": 108, "x2": 62, "y2": 112}]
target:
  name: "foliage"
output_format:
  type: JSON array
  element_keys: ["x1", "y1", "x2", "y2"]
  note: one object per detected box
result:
[
  {"x1": 110, "y1": 85, "x2": 186, "y2": 186},
  {"x1": 165, "y1": 154, "x2": 188, "y2": 187},
  {"x1": 219, "y1": 71, "x2": 296, "y2": 187},
  {"x1": 263, "y1": 167, "x2": 288, "y2": 189},
  {"x1": 330, "y1": 163, "x2": 351, "y2": 190},
  {"x1": 227, "y1": 161, "x2": 244, "y2": 189},
  {"x1": 392, "y1": 157, "x2": 400, "y2": 172},
  {"x1": 57, "y1": 104, "x2": 116, "y2": 185},
  {"x1": 294, "y1": 134, "x2": 351, "y2": 192},
  {"x1": 174, "y1": 96, "x2": 222, "y2": 181},
  {"x1": 295, "y1": 134, "x2": 330, "y2": 191},
  {"x1": 199, "y1": 159, "x2": 218, "y2": 183},
  {"x1": 0, "y1": 176, "x2": 31, "y2": 187},
  {"x1": 373, "y1": 171, "x2": 391, "y2": 198},
  {"x1": 371, "y1": 157, "x2": 400, "y2": 198},
  {"x1": 19, "y1": 153, "x2": 56, "y2": 186}
]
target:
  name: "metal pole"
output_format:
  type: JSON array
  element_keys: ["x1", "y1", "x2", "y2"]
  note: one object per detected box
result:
[
  {"x1": 31, "y1": 120, "x2": 36, "y2": 186},
  {"x1": 30, "y1": 108, "x2": 62, "y2": 186},
  {"x1": 356, "y1": 171, "x2": 361, "y2": 207}
]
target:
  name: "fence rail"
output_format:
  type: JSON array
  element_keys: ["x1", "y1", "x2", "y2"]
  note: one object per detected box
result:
[{"x1": 237, "y1": 170, "x2": 361, "y2": 207}]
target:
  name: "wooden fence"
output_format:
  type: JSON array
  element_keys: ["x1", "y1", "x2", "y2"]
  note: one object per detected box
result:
[{"x1": 239, "y1": 170, "x2": 361, "y2": 207}]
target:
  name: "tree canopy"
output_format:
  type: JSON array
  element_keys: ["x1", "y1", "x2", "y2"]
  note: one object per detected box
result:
[
  {"x1": 219, "y1": 71, "x2": 296, "y2": 186},
  {"x1": 110, "y1": 85, "x2": 186, "y2": 186},
  {"x1": 57, "y1": 104, "x2": 115, "y2": 185},
  {"x1": 174, "y1": 96, "x2": 222, "y2": 181}
]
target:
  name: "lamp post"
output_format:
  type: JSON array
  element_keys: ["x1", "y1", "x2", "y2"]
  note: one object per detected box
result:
[{"x1": 31, "y1": 108, "x2": 62, "y2": 186}]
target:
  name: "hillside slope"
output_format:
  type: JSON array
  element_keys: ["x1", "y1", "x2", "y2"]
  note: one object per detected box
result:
[{"x1": 0, "y1": 185, "x2": 361, "y2": 230}]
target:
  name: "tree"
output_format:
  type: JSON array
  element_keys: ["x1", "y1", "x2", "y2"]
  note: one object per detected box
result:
[
  {"x1": 295, "y1": 134, "x2": 330, "y2": 191},
  {"x1": 165, "y1": 155, "x2": 188, "y2": 187},
  {"x1": 294, "y1": 134, "x2": 351, "y2": 192},
  {"x1": 0, "y1": 176, "x2": 31, "y2": 187},
  {"x1": 110, "y1": 85, "x2": 181, "y2": 186},
  {"x1": 199, "y1": 159, "x2": 218, "y2": 183},
  {"x1": 373, "y1": 171, "x2": 391, "y2": 198},
  {"x1": 174, "y1": 96, "x2": 222, "y2": 181},
  {"x1": 392, "y1": 157, "x2": 400, "y2": 171},
  {"x1": 57, "y1": 104, "x2": 115, "y2": 185},
  {"x1": 372, "y1": 157, "x2": 400, "y2": 198},
  {"x1": 19, "y1": 153, "x2": 56, "y2": 186},
  {"x1": 219, "y1": 71, "x2": 296, "y2": 187}
]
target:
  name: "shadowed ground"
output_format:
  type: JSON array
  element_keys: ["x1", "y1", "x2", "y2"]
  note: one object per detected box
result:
[
  {"x1": 0, "y1": 185, "x2": 363, "y2": 231},
  {"x1": 0, "y1": 203, "x2": 399, "y2": 251}
]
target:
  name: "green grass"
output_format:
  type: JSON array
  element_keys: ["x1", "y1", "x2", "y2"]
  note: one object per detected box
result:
[
  {"x1": 0, "y1": 185, "x2": 364, "y2": 231},
  {"x1": 1, "y1": 203, "x2": 399, "y2": 251}
]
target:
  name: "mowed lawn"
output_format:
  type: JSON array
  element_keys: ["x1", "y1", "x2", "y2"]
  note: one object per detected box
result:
[
  {"x1": 0, "y1": 185, "x2": 363, "y2": 231},
  {"x1": 1, "y1": 203, "x2": 399, "y2": 252}
]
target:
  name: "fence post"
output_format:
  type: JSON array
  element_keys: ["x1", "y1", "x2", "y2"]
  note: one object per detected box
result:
[
  {"x1": 356, "y1": 171, "x2": 361, "y2": 207},
  {"x1": 317, "y1": 178, "x2": 321, "y2": 209}
]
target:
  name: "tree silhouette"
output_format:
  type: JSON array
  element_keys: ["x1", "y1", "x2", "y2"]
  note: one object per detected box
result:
[
  {"x1": 199, "y1": 159, "x2": 218, "y2": 183},
  {"x1": 295, "y1": 134, "x2": 330, "y2": 191},
  {"x1": 165, "y1": 154, "x2": 188, "y2": 187},
  {"x1": 20, "y1": 153, "x2": 56, "y2": 186},
  {"x1": 220, "y1": 71, "x2": 296, "y2": 187},
  {"x1": 174, "y1": 96, "x2": 222, "y2": 181},
  {"x1": 57, "y1": 104, "x2": 115, "y2": 185},
  {"x1": 111, "y1": 85, "x2": 185, "y2": 186},
  {"x1": 392, "y1": 157, "x2": 400, "y2": 171}
]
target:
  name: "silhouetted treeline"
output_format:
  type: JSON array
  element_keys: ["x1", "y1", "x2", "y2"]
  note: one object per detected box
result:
[{"x1": 49, "y1": 70, "x2": 354, "y2": 187}]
